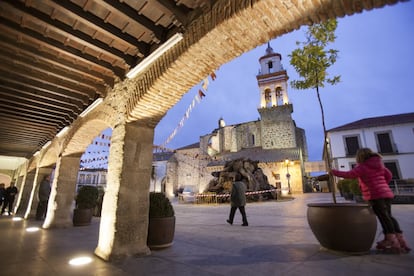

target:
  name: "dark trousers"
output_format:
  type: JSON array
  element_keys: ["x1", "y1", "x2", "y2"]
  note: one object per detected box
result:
[
  {"x1": 370, "y1": 198, "x2": 401, "y2": 234},
  {"x1": 36, "y1": 200, "x2": 48, "y2": 220},
  {"x1": 228, "y1": 206, "x2": 248, "y2": 224},
  {"x1": 2, "y1": 197, "x2": 15, "y2": 214}
]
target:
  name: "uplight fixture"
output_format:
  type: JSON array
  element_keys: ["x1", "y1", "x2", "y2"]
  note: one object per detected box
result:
[
  {"x1": 26, "y1": 227, "x2": 40, "y2": 232},
  {"x1": 126, "y1": 33, "x2": 183, "y2": 79},
  {"x1": 80, "y1": 98, "x2": 103, "y2": 118},
  {"x1": 69, "y1": 256, "x2": 93, "y2": 266}
]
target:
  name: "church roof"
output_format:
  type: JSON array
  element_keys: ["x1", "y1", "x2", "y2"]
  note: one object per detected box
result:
[
  {"x1": 207, "y1": 147, "x2": 301, "y2": 167},
  {"x1": 176, "y1": 142, "x2": 200, "y2": 150},
  {"x1": 328, "y1": 112, "x2": 414, "y2": 132},
  {"x1": 153, "y1": 151, "x2": 174, "y2": 162}
]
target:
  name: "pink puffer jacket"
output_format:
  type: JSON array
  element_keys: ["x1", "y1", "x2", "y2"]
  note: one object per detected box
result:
[{"x1": 332, "y1": 156, "x2": 394, "y2": 201}]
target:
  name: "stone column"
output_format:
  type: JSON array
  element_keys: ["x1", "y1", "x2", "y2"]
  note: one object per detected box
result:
[
  {"x1": 95, "y1": 121, "x2": 153, "y2": 261},
  {"x1": 43, "y1": 154, "x2": 81, "y2": 228},
  {"x1": 15, "y1": 170, "x2": 35, "y2": 217},
  {"x1": 25, "y1": 168, "x2": 53, "y2": 219}
]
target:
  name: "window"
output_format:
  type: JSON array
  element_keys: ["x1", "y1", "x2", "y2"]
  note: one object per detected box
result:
[
  {"x1": 384, "y1": 162, "x2": 400, "y2": 179},
  {"x1": 344, "y1": 135, "x2": 360, "y2": 156},
  {"x1": 265, "y1": 90, "x2": 273, "y2": 107},
  {"x1": 376, "y1": 131, "x2": 395, "y2": 153}
]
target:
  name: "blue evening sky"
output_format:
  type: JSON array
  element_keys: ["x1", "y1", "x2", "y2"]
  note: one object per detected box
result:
[
  {"x1": 154, "y1": 1, "x2": 414, "y2": 162},
  {"x1": 83, "y1": 2, "x2": 414, "y2": 169}
]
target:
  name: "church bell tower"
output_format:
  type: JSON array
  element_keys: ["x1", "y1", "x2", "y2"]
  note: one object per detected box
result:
[{"x1": 257, "y1": 43, "x2": 295, "y2": 150}]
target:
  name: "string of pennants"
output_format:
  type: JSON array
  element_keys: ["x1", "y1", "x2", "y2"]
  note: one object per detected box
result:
[
  {"x1": 160, "y1": 71, "x2": 217, "y2": 149},
  {"x1": 80, "y1": 132, "x2": 112, "y2": 170},
  {"x1": 81, "y1": 71, "x2": 217, "y2": 170}
]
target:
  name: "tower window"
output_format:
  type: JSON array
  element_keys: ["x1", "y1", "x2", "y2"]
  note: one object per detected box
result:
[{"x1": 268, "y1": 61, "x2": 273, "y2": 69}]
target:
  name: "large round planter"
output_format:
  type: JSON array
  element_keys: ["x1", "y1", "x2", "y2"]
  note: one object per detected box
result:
[
  {"x1": 73, "y1": 208, "x2": 93, "y2": 226},
  {"x1": 147, "y1": 216, "x2": 175, "y2": 249},
  {"x1": 307, "y1": 203, "x2": 377, "y2": 254}
]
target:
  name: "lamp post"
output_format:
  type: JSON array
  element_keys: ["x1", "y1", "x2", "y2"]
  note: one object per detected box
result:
[{"x1": 284, "y1": 159, "x2": 294, "y2": 194}]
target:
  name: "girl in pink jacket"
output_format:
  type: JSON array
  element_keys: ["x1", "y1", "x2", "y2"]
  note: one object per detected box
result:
[{"x1": 331, "y1": 148, "x2": 410, "y2": 254}]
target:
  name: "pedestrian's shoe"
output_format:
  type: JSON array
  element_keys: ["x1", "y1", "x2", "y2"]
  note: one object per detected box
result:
[
  {"x1": 376, "y1": 235, "x2": 387, "y2": 250},
  {"x1": 377, "y1": 234, "x2": 404, "y2": 254},
  {"x1": 226, "y1": 219, "x2": 233, "y2": 225},
  {"x1": 241, "y1": 223, "x2": 248, "y2": 226},
  {"x1": 396, "y1": 233, "x2": 411, "y2": 253},
  {"x1": 376, "y1": 239, "x2": 387, "y2": 250}
]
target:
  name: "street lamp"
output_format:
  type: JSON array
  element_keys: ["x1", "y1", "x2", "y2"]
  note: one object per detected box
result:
[{"x1": 284, "y1": 159, "x2": 294, "y2": 194}]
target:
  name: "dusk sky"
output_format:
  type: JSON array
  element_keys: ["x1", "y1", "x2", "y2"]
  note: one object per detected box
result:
[
  {"x1": 83, "y1": 1, "x2": 414, "y2": 169},
  {"x1": 153, "y1": 1, "x2": 414, "y2": 162}
]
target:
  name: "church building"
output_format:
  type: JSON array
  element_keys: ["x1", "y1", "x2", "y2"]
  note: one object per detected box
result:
[{"x1": 156, "y1": 44, "x2": 309, "y2": 198}]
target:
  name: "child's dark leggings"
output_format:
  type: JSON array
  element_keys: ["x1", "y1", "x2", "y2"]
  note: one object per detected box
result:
[{"x1": 369, "y1": 198, "x2": 402, "y2": 234}]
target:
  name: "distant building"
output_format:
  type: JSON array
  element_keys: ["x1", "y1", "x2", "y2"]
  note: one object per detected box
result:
[
  {"x1": 76, "y1": 168, "x2": 107, "y2": 191},
  {"x1": 327, "y1": 112, "x2": 414, "y2": 180},
  {"x1": 154, "y1": 43, "x2": 309, "y2": 198}
]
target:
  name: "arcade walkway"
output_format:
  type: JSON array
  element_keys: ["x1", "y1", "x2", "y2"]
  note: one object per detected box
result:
[{"x1": 0, "y1": 193, "x2": 413, "y2": 275}]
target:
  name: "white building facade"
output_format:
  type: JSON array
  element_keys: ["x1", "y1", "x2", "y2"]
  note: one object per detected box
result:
[{"x1": 327, "y1": 112, "x2": 414, "y2": 180}]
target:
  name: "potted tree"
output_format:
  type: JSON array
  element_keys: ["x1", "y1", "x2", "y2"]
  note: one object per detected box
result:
[
  {"x1": 349, "y1": 179, "x2": 364, "y2": 203},
  {"x1": 290, "y1": 19, "x2": 377, "y2": 254},
  {"x1": 73, "y1": 185, "x2": 99, "y2": 226},
  {"x1": 147, "y1": 192, "x2": 175, "y2": 249},
  {"x1": 338, "y1": 179, "x2": 354, "y2": 201}
]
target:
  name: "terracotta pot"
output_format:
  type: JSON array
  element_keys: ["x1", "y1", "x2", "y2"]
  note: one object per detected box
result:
[
  {"x1": 307, "y1": 203, "x2": 377, "y2": 254},
  {"x1": 147, "y1": 216, "x2": 175, "y2": 249},
  {"x1": 73, "y1": 208, "x2": 93, "y2": 226}
]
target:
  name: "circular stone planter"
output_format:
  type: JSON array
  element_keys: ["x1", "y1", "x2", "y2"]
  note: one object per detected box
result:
[{"x1": 307, "y1": 203, "x2": 377, "y2": 254}]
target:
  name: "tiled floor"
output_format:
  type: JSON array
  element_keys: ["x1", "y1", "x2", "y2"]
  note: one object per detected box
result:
[{"x1": 0, "y1": 193, "x2": 413, "y2": 275}]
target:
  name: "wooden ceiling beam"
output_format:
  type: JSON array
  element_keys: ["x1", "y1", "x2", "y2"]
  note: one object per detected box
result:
[
  {"x1": 0, "y1": 70, "x2": 92, "y2": 102},
  {"x1": 0, "y1": 103, "x2": 74, "y2": 124},
  {"x1": 0, "y1": 18, "x2": 124, "y2": 79},
  {"x1": 1, "y1": 117, "x2": 58, "y2": 131},
  {"x1": 100, "y1": 0, "x2": 166, "y2": 43},
  {"x1": 0, "y1": 58, "x2": 100, "y2": 100},
  {"x1": 49, "y1": 0, "x2": 149, "y2": 57},
  {"x1": 0, "y1": 47, "x2": 107, "y2": 94},
  {"x1": 156, "y1": 0, "x2": 189, "y2": 27},
  {"x1": 0, "y1": 37, "x2": 112, "y2": 88},
  {"x1": 0, "y1": 108, "x2": 69, "y2": 127},
  {"x1": 0, "y1": 93, "x2": 78, "y2": 118},
  {"x1": 3, "y1": 0, "x2": 135, "y2": 68},
  {"x1": 0, "y1": 81, "x2": 87, "y2": 109}
]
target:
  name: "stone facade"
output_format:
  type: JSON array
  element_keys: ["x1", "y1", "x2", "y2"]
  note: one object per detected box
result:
[{"x1": 158, "y1": 45, "x2": 308, "y2": 197}]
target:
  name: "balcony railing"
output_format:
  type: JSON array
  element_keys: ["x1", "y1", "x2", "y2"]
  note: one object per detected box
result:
[{"x1": 389, "y1": 180, "x2": 414, "y2": 195}]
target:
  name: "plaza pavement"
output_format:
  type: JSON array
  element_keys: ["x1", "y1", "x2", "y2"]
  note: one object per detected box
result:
[{"x1": 0, "y1": 193, "x2": 413, "y2": 275}]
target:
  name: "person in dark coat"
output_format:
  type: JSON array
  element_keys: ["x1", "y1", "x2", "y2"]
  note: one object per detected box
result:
[
  {"x1": 36, "y1": 175, "x2": 51, "y2": 220},
  {"x1": 0, "y1": 183, "x2": 6, "y2": 208},
  {"x1": 226, "y1": 173, "x2": 248, "y2": 226},
  {"x1": 1, "y1": 182, "x2": 18, "y2": 215}
]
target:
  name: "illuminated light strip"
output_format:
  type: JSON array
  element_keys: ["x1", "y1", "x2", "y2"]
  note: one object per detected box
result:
[
  {"x1": 56, "y1": 126, "x2": 70, "y2": 138},
  {"x1": 80, "y1": 98, "x2": 103, "y2": 118},
  {"x1": 42, "y1": 141, "x2": 51, "y2": 149},
  {"x1": 126, "y1": 33, "x2": 183, "y2": 79}
]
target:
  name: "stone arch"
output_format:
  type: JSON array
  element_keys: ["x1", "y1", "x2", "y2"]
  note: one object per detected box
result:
[{"x1": 10, "y1": 0, "x2": 406, "y2": 262}]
